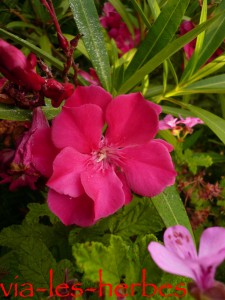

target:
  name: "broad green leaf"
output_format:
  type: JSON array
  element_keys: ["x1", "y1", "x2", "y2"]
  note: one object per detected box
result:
[
  {"x1": 170, "y1": 74, "x2": 225, "y2": 95},
  {"x1": 183, "y1": 149, "x2": 213, "y2": 174},
  {"x1": 25, "y1": 203, "x2": 59, "y2": 225},
  {"x1": 0, "y1": 103, "x2": 60, "y2": 121},
  {"x1": 6, "y1": 21, "x2": 42, "y2": 35},
  {"x1": 125, "y1": 0, "x2": 190, "y2": 80},
  {"x1": 147, "y1": 0, "x2": 160, "y2": 19},
  {"x1": 39, "y1": 34, "x2": 52, "y2": 56},
  {"x1": 109, "y1": 197, "x2": 164, "y2": 238},
  {"x1": 161, "y1": 105, "x2": 195, "y2": 118},
  {"x1": 69, "y1": 0, "x2": 111, "y2": 91},
  {"x1": 151, "y1": 186, "x2": 194, "y2": 239},
  {"x1": 119, "y1": 15, "x2": 220, "y2": 94},
  {"x1": 181, "y1": 0, "x2": 225, "y2": 81},
  {"x1": 73, "y1": 235, "x2": 136, "y2": 287}
]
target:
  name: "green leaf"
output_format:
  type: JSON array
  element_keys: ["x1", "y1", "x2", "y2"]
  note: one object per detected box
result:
[
  {"x1": 183, "y1": 149, "x2": 213, "y2": 174},
  {"x1": 129, "y1": 0, "x2": 151, "y2": 28},
  {"x1": 118, "y1": 15, "x2": 220, "y2": 94},
  {"x1": 151, "y1": 186, "x2": 194, "y2": 239},
  {"x1": 25, "y1": 203, "x2": 59, "y2": 225},
  {"x1": 161, "y1": 105, "x2": 196, "y2": 118},
  {"x1": 183, "y1": 103, "x2": 225, "y2": 145},
  {"x1": 147, "y1": 0, "x2": 161, "y2": 19},
  {"x1": 0, "y1": 28, "x2": 64, "y2": 70},
  {"x1": 181, "y1": 0, "x2": 225, "y2": 81},
  {"x1": 125, "y1": 0, "x2": 190, "y2": 80},
  {"x1": 69, "y1": 0, "x2": 111, "y2": 91},
  {"x1": 0, "y1": 103, "x2": 60, "y2": 121},
  {"x1": 109, "y1": 197, "x2": 164, "y2": 238},
  {"x1": 73, "y1": 235, "x2": 136, "y2": 287},
  {"x1": 109, "y1": 0, "x2": 135, "y2": 35},
  {"x1": 175, "y1": 74, "x2": 225, "y2": 95}
]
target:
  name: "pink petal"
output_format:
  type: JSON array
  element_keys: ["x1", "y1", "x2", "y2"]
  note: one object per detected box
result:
[
  {"x1": 31, "y1": 127, "x2": 59, "y2": 177},
  {"x1": 154, "y1": 139, "x2": 174, "y2": 152},
  {"x1": 81, "y1": 167, "x2": 125, "y2": 221},
  {"x1": 120, "y1": 141, "x2": 176, "y2": 197},
  {"x1": 148, "y1": 242, "x2": 196, "y2": 280},
  {"x1": 164, "y1": 225, "x2": 197, "y2": 260},
  {"x1": 51, "y1": 104, "x2": 104, "y2": 153},
  {"x1": 105, "y1": 93, "x2": 159, "y2": 147},
  {"x1": 47, "y1": 147, "x2": 89, "y2": 198},
  {"x1": 159, "y1": 114, "x2": 178, "y2": 130},
  {"x1": 48, "y1": 189, "x2": 95, "y2": 227},
  {"x1": 65, "y1": 86, "x2": 112, "y2": 114},
  {"x1": 199, "y1": 227, "x2": 225, "y2": 263},
  {"x1": 116, "y1": 172, "x2": 133, "y2": 204}
]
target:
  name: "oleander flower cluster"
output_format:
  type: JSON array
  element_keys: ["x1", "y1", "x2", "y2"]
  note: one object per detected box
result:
[{"x1": 27, "y1": 86, "x2": 176, "y2": 227}]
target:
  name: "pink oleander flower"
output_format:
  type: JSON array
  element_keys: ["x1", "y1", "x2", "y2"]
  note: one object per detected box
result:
[
  {"x1": 0, "y1": 107, "x2": 57, "y2": 190},
  {"x1": 159, "y1": 114, "x2": 179, "y2": 130},
  {"x1": 31, "y1": 86, "x2": 176, "y2": 227},
  {"x1": 100, "y1": 2, "x2": 140, "y2": 54},
  {"x1": 0, "y1": 39, "x2": 45, "y2": 91},
  {"x1": 179, "y1": 115, "x2": 204, "y2": 129},
  {"x1": 78, "y1": 68, "x2": 101, "y2": 86},
  {"x1": 180, "y1": 21, "x2": 223, "y2": 62},
  {"x1": 148, "y1": 225, "x2": 225, "y2": 297}
]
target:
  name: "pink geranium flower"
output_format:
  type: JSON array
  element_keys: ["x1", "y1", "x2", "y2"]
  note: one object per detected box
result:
[
  {"x1": 148, "y1": 225, "x2": 225, "y2": 292},
  {"x1": 100, "y1": 2, "x2": 140, "y2": 54},
  {"x1": 32, "y1": 86, "x2": 176, "y2": 227}
]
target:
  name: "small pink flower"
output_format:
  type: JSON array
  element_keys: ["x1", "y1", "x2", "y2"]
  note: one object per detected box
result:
[
  {"x1": 159, "y1": 114, "x2": 179, "y2": 130},
  {"x1": 148, "y1": 225, "x2": 225, "y2": 291},
  {"x1": 179, "y1": 116, "x2": 204, "y2": 128},
  {"x1": 100, "y1": 2, "x2": 140, "y2": 54},
  {"x1": 32, "y1": 86, "x2": 176, "y2": 227},
  {"x1": 0, "y1": 39, "x2": 45, "y2": 91}
]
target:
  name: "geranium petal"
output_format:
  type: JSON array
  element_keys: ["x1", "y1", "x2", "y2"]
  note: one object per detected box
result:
[
  {"x1": 48, "y1": 189, "x2": 95, "y2": 227},
  {"x1": 120, "y1": 141, "x2": 176, "y2": 197},
  {"x1": 31, "y1": 128, "x2": 59, "y2": 177},
  {"x1": 65, "y1": 85, "x2": 112, "y2": 114},
  {"x1": 164, "y1": 225, "x2": 197, "y2": 260},
  {"x1": 81, "y1": 167, "x2": 125, "y2": 221},
  {"x1": 51, "y1": 104, "x2": 104, "y2": 153},
  {"x1": 116, "y1": 172, "x2": 133, "y2": 204},
  {"x1": 105, "y1": 93, "x2": 159, "y2": 147},
  {"x1": 47, "y1": 147, "x2": 89, "y2": 198},
  {"x1": 148, "y1": 242, "x2": 196, "y2": 280},
  {"x1": 199, "y1": 227, "x2": 225, "y2": 262}
]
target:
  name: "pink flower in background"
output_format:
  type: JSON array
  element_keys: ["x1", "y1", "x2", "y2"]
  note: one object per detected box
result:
[
  {"x1": 159, "y1": 114, "x2": 204, "y2": 137},
  {"x1": 148, "y1": 225, "x2": 225, "y2": 293},
  {"x1": 180, "y1": 21, "x2": 223, "y2": 62},
  {"x1": 0, "y1": 39, "x2": 45, "y2": 91},
  {"x1": 78, "y1": 68, "x2": 101, "y2": 86},
  {"x1": 32, "y1": 86, "x2": 176, "y2": 227},
  {"x1": 100, "y1": 2, "x2": 140, "y2": 54}
]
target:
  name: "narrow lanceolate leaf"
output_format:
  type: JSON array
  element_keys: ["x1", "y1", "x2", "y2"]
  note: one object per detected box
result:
[
  {"x1": 0, "y1": 103, "x2": 60, "y2": 121},
  {"x1": 151, "y1": 186, "x2": 194, "y2": 239},
  {"x1": 125, "y1": 0, "x2": 190, "y2": 80},
  {"x1": 173, "y1": 74, "x2": 225, "y2": 95},
  {"x1": 69, "y1": 0, "x2": 111, "y2": 91},
  {"x1": 118, "y1": 15, "x2": 220, "y2": 94},
  {"x1": 184, "y1": 103, "x2": 225, "y2": 145},
  {"x1": 181, "y1": 0, "x2": 225, "y2": 82}
]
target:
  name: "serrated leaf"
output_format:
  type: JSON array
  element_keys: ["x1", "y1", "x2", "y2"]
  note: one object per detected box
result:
[
  {"x1": 125, "y1": 0, "x2": 190, "y2": 80},
  {"x1": 119, "y1": 15, "x2": 220, "y2": 94},
  {"x1": 184, "y1": 149, "x2": 213, "y2": 174},
  {"x1": 25, "y1": 203, "x2": 59, "y2": 225},
  {"x1": 69, "y1": 0, "x2": 111, "y2": 91},
  {"x1": 151, "y1": 186, "x2": 194, "y2": 239},
  {"x1": 110, "y1": 197, "x2": 164, "y2": 238},
  {"x1": 73, "y1": 235, "x2": 136, "y2": 287}
]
